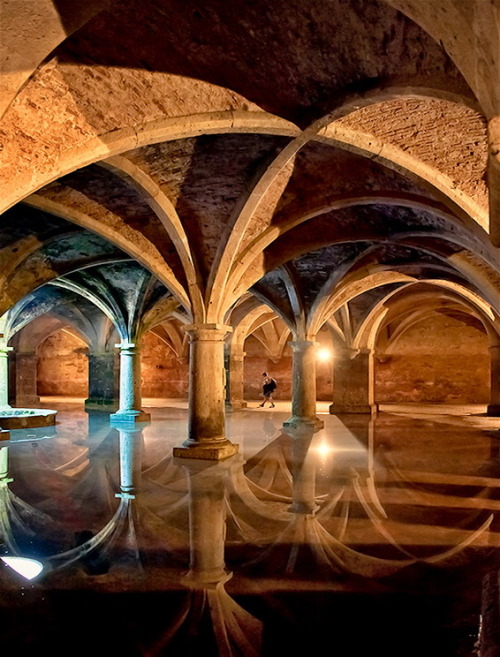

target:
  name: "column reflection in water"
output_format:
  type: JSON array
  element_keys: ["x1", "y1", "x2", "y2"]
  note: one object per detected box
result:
[
  {"x1": 149, "y1": 455, "x2": 262, "y2": 657},
  {"x1": 0, "y1": 342, "x2": 13, "y2": 410},
  {"x1": 4, "y1": 405, "x2": 500, "y2": 655},
  {"x1": 0, "y1": 444, "x2": 44, "y2": 580},
  {"x1": 49, "y1": 422, "x2": 146, "y2": 575}
]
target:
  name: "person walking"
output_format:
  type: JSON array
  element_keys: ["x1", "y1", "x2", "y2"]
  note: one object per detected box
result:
[{"x1": 259, "y1": 372, "x2": 277, "y2": 408}]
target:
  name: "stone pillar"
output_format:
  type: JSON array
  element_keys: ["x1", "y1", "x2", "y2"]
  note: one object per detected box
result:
[
  {"x1": 478, "y1": 571, "x2": 500, "y2": 657},
  {"x1": 226, "y1": 346, "x2": 247, "y2": 410},
  {"x1": 487, "y1": 345, "x2": 500, "y2": 416},
  {"x1": 173, "y1": 324, "x2": 238, "y2": 461},
  {"x1": 85, "y1": 352, "x2": 119, "y2": 412},
  {"x1": 284, "y1": 340, "x2": 323, "y2": 430},
  {"x1": 0, "y1": 445, "x2": 12, "y2": 484},
  {"x1": 0, "y1": 343, "x2": 13, "y2": 410},
  {"x1": 110, "y1": 342, "x2": 150, "y2": 425},
  {"x1": 330, "y1": 348, "x2": 375, "y2": 415},
  {"x1": 489, "y1": 116, "x2": 500, "y2": 247},
  {"x1": 115, "y1": 425, "x2": 144, "y2": 500},
  {"x1": 15, "y1": 351, "x2": 40, "y2": 407}
]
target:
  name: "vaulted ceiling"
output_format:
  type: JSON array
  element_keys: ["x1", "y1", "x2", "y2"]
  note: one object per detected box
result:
[{"x1": 0, "y1": 0, "x2": 499, "y2": 345}]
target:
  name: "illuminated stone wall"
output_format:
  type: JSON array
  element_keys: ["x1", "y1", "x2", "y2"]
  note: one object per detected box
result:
[
  {"x1": 374, "y1": 313, "x2": 490, "y2": 403},
  {"x1": 36, "y1": 315, "x2": 490, "y2": 404},
  {"x1": 37, "y1": 330, "x2": 87, "y2": 396},
  {"x1": 139, "y1": 332, "x2": 189, "y2": 398}
]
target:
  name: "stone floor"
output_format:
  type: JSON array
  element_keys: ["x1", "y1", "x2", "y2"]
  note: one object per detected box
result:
[{"x1": 1, "y1": 397, "x2": 500, "y2": 656}]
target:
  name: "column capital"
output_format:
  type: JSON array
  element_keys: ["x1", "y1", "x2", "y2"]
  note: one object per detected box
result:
[
  {"x1": 337, "y1": 347, "x2": 371, "y2": 360},
  {"x1": 115, "y1": 341, "x2": 137, "y2": 351},
  {"x1": 489, "y1": 115, "x2": 500, "y2": 144},
  {"x1": 184, "y1": 324, "x2": 233, "y2": 341},
  {"x1": 16, "y1": 350, "x2": 37, "y2": 359},
  {"x1": 88, "y1": 350, "x2": 116, "y2": 359},
  {"x1": 288, "y1": 339, "x2": 317, "y2": 351},
  {"x1": 0, "y1": 344, "x2": 13, "y2": 356}
]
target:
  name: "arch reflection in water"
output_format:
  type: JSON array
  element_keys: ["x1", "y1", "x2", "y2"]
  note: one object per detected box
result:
[{"x1": 0, "y1": 406, "x2": 500, "y2": 656}]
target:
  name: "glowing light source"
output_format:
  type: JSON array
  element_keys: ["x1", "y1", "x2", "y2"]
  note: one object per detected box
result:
[
  {"x1": 316, "y1": 347, "x2": 332, "y2": 362},
  {"x1": 1, "y1": 556, "x2": 44, "y2": 580},
  {"x1": 316, "y1": 440, "x2": 334, "y2": 458}
]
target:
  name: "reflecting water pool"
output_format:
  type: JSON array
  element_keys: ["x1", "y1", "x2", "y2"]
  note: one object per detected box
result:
[{"x1": 1, "y1": 399, "x2": 500, "y2": 657}]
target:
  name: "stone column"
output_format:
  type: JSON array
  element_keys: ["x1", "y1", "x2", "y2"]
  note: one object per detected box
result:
[
  {"x1": 15, "y1": 351, "x2": 40, "y2": 407},
  {"x1": 487, "y1": 345, "x2": 500, "y2": 416},
  {"x1": 330, "y1": 348, "x2": 375, "y2": 415},
  {"x1": 174, "y1": 324, "x2": 238, "y2": 461},
  {"x1": 110, "y1": 342, "x2": 150, "y2": 425},
  {"x1": 0, "y1": 445, "x2": 12, "y2": 484},
  {"x1": 478, "y1": 570, "x2": 500, "y2": 657},
  {"x1": 0, "y1": 343, "x2": 13, "y2": 411},
  {"x1": 284, "y1": 340, "x2": 323, "y2": 430},
  {"x1": 115, "y1": 425, "x2": 144, "y2": 500},
  {"x1": 489, "y1": 116, "x2": 500, "y2": 246},
  {"x1": 85, "y1": 351, "x2": 119, "y2": 412},
  {"x1": 226, "y1": 345, "x2": 247, "y2": 410}
]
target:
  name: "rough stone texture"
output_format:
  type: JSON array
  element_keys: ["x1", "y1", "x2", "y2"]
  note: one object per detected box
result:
[
  {"x1": 338, "y1": 98, "x2": 488, "y2": 208},
  {"x1": 37, "y1": 329, "x2": 189, "y2": 399},
  {"x1": 34, "y1": 311, "x2": 492, "y2": 405},
  {"x1": 375, "y1": 312, "x2": 490, "y2": 403},
  {"x1": 140, "y1": 332, "x2": 188, "y2": 398},
  {"x1": 126, "y1": 134, "x2": 290, "y2": 281},
  {"x1": 386, "y1": 0, "x2": 500, "y2": 116},
  {"x1": 53, "y1": 165, "x2": 185, "y2": 278},
  {"x1": 0, "y1": 0, "x2": 498, "y2": 469},
  {"x1": 37, "y1": 330, "x2": 88, "y2": 396},
  {"x1": 0, "y1": 60, "x2": 261, "y2": 210},
  {"x1": 54, "y1": 0, "x2": 470, "y2": 124}
]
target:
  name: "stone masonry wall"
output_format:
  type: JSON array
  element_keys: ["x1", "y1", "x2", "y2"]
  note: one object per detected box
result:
[
  {"x1": 37, "y1": 330, "x2": 88, "y2": 395},
  {"x1": 36, "y1": 316, "x2": 490, "y2": 404},
  {"x1": 375, "y1": 313, "x2": 490, "y2": 404}
]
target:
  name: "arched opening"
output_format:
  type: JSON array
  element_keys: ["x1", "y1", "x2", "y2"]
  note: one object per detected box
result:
[
  {"x1": 242, "y1": 333, "x2": 292, "y2": 401},
  {"x1": 374, "y1": 309, "x2": 490, "y2": 404},
  {"x1": 140, "y1": 330, "x2": 189, "y2": 400},
  {"x1": 37, "y1": 328, "x2": 89, "y2": 400}
]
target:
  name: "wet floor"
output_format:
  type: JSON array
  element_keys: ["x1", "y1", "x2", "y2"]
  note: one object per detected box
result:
[{"x1": 1, "y1": 398, "x2": 500, "y2": 657}]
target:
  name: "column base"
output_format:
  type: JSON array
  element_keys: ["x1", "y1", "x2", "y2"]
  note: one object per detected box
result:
[
  {"x1": 109, "y1": 409, "x2": 151, "y2": 425},
  {"x1": 225, "y1": 400, "x2": 248, "y2": 410},
  {"x1": 288, "y1": 501, "x2": 319, "y2": 515},
  {"x1": 115, "y1": 491, "x2": 136, "y2": 500},
  {"x1": 487, "y1": 404, "x2": 500, "y2": 417},
  {"x1": 329, "y1": 403, "x2": 376, "y2": 415},
  {"x1": 173, "y1": 438, "x2": 239, "y2": 461},
  {"x1": 283, "y1": 415, "x2": 324, "y2": 431},
  {"x1": 181, "y1": 569, "x2": 233, "y2": 588},
  {"x1": 85, "y1": 398, "x2": 119, "y2": 412},
  {"x1": 15, "y1": 395, "x2": 40, "y2": 407}
]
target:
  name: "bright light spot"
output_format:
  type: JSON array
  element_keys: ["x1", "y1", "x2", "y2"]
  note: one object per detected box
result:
[
  {"x1": 316, "y1": 347, "x2": 332, "y2": 362},
  {"x1": 315, "y1": 440, "x2": 334, "y2": 458},
  {"x1": 1, "y1": 557, "x2": 43, "y2": 580}
]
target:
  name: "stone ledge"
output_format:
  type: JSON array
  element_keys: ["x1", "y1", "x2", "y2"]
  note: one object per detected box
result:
[
  {"x1": 0, "y1": 409, "x2": 57, "y2": 429},
  {"x1": 173, "y1": 440, "x2": 239, "y2": 461},
  {"x1": 85, "y1": 398, "x2": 119, "y2": 412},
  {"x1": 109, "y1": 410, "x2": 151, "y2": 425},
  {"x1": 487, "y1": 404, "x2": 500, "y2": 417},
  {"x1": 329, "y1": 404, "x2": 375, "y2": 415},
  {"x1": 283, "y1": 416, "x2": 324, "y2": 431}
]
